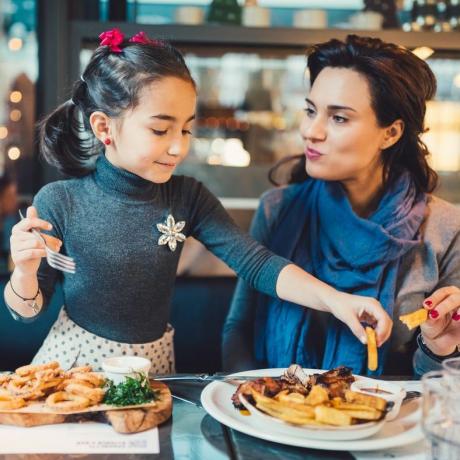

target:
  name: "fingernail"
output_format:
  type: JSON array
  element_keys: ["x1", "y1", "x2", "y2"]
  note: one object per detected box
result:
[
  {"x1": 452, "y1": 313, "x2": 460, "y2": 321},
  {"x1": 429, "y1": 309, "x2": 439, "y2": 319},
  {"x1": 48, "y1": 224, "x2": 52, "y2": 230},
  {"x1": 424, "y1": 300, "x2": 433, "y2": 307}
]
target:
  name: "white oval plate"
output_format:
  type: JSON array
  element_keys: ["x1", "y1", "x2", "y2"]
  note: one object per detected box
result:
[{"x1": 200, "y1": 368, "x2": 423, "y2": 451}]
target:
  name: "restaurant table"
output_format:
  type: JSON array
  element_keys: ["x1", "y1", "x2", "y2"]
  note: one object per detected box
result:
[{"x1": 0, "y1": 376, "x2": 419, "y2": 460}]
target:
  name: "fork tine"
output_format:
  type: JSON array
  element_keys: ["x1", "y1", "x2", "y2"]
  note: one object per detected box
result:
[
  {"x1": 46, "y1": 249, "x2": 75, "y2": 264},
  {"x1": 48, "y1": 259, "x2": 76, "y2": 274},
  {"x1": 46, "y1": 254, "x2": 76, "y2": 270}
]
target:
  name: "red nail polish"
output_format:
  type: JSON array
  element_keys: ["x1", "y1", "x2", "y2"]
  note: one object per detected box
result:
[
  {"x1": 424, "y1": 300, "x2": 433, "y2": 307},
  {"x1": 452, "y1": 313, "x2": 460, "y2": 321},
  {"x1": 429, "y1": 309, "x2": 439, "y2": 319}
]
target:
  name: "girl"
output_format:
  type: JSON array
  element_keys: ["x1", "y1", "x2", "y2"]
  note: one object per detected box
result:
[
  {"x1": 4, "y1": 29, "x2": 391, "y2": 373},
  {"x1": 222, "y1": 35, "x2": 460, "y2": 376}
]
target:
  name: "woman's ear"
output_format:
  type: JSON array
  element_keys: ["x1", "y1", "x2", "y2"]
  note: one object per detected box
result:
[
  {"x1": 381, "y1": 119, "x2": 404, "y2": 150},
  {"x1": 89, "y1": 111, "x2": 112, "y2": 142}
]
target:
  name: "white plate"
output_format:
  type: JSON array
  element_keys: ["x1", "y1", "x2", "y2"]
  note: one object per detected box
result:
[{"x1": 200, "y1": 368, "x2": 423, "y2": 452}]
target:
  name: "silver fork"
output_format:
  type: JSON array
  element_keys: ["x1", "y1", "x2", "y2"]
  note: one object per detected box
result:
[{"x1": 19, "y1": 209, "x2": 76, "y2": 274}]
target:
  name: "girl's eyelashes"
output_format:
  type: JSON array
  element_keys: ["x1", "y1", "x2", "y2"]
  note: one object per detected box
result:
[
  {"x1": 304, "y1": 107, "x2": 316, "y2": 117},
  {"x1": 151, "y1": 129, "x2": 167, "y2": 136},
  {"x1": 150, "y1": 128, "x2": 193, "y2": 136}
]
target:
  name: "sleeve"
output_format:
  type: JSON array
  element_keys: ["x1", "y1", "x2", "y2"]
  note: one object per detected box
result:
[
  {"x1": 32, "y1": 182, "x2": 69, "y2": 311},
  {"x1": 189, "y1": 182, "x2": 290, "y2": 298},
  {"x1": 413, "y1": 347, "x2": 443, "y2": 377},
  {"x1": 221, "y1": 194, "x2": 276, "y2": 372},
  {"x1": 437, "y1": 230, "x2": 460, "y2": 288},
  {"x1": 415, "y1": 226, "x2": 460, "y2": 372}
]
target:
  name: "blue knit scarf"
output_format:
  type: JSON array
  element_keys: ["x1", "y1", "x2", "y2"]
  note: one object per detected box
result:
[{"x1": 254, "y1": 173, "x2": 426, "y2": 375}]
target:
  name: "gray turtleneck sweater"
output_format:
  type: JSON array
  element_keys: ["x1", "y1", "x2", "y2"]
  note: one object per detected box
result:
[{"x1": 22, "y1": 155, "x2": 290, "y2": 343}]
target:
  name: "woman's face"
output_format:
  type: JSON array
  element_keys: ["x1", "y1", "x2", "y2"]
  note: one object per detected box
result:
[
  {"x1": 106, "y1": 77, "x2": 196, "y2": 184},
  {"x1": 300, "y1": 67, "x2": 389, "y2": 184}
]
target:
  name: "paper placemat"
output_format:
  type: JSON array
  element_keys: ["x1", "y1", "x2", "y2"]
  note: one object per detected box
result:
[{"x1": 0, "y1": 422, "x2": 159, "y2": 454}]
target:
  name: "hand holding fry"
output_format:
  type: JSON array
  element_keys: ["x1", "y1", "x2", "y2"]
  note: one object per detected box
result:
[
  {"x1": 329, "y1": 292, "x2": 393, "y2": 347},
  {"x1": 419, "y1": 286, "x2": 460, "y2": 356}
]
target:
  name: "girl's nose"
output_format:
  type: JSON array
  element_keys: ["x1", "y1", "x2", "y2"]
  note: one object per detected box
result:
[{"x1": 168, "y1": 137, "x2": 187, "y2": 157}]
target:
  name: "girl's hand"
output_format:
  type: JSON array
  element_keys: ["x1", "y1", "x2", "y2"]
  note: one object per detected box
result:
[
  {"x1": 421, "y1": 286, "x2": 460, "y2": 356},
  {"x1": 10, "y1": 206, "x2": 62, "y2": 276},
  {"x1": 329, "y1": 292, "x2": 393, "y2": 347}
]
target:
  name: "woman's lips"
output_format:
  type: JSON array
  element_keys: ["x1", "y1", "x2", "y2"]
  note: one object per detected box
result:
[{"x1": 305, "y1": 147, "x2": 323, "y2": 161}]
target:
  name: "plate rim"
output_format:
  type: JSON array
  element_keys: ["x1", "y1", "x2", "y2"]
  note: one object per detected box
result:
[{"x1": 200, "y1": 367, "x2": 423, "y2": 452}]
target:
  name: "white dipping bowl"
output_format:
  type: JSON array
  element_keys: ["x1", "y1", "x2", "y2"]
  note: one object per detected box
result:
[
  {"x1": 350, "y1": 379, "x2": 406, "y2": 421},
  {"x1": 102, "y1": 356, "x2": 151, "y2": 385}
]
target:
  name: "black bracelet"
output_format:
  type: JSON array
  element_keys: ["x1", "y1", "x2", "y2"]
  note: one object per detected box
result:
[
  {"x1": 8, "y1": 280, "x2": 41, "y2": 314},
  {"x1": 417, "y1": 333, "x2": 460, "y2": 363}
]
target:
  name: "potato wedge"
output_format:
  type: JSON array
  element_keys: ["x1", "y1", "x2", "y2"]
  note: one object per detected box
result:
[
  {"x1": 399, "y1": 308, "x2": 428, "y2": 330},
  {"x1": 342, "y1": 409, "x2": 383, "y2": 421},
  {"x1": 275, "y1": 390, "x2": 305, "y2": 404},
  {"x1": 344, "y1": 390, "x2": 387, "y2": 412},
  {"x1": 304, "y1": 385, "x2": 329, "y2": 406},
  {"x1": 314, "y1": 405, "x2": 352, "y2": 426},
  {"x1": 365, "y1": 326, "x2": 378, "y2": 371}
]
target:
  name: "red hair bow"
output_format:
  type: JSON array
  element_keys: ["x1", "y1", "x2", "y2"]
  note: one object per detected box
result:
[
  {"x1": 99, "y1": 28, "x2": 124, "y2": 53},
  {"x1": 129, "y1": 31, "x2": 162, "y2": 46}
]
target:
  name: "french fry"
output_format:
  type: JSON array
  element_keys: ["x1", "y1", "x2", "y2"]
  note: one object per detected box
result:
[
  {"x1": 314, "y1": 405, "x2": 352, "y2": 426},
  {"x1": 331, "y1": 399, "x2": 379, "y2": 412},
  {"x1": 365, "y1": 326, "x2": 378, "y2": 371},
  {"x1": 341, "y1": 409, "x2": 383, "y2": 421},
  {"x1": 399, "y1": 308, "x2": 428, "y2": 330},
  {"x1": 344, "y1": 390, "x2": 387, "y2": 412},
  {"x1": 304, "y1": 385, "x2": 329, "y2": 406},
  {"x1": 275, "y1": 391, "x2": 306, "y2": 404}
]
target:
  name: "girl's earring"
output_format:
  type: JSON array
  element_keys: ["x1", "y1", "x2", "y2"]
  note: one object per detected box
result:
[{"x1": 104, "y1": 138, "x2": 111, "y2": 146}]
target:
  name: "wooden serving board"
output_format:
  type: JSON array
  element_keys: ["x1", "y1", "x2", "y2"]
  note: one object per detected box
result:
[{"x1": 0, "y1": 380, "x2": 172, "y2": 434}]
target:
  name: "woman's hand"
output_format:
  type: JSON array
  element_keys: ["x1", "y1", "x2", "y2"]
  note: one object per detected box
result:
[
  {"x1": 421, "y1": 286, "x2": 460, "y2": 356},
  {"x1": 329, "y1": 292, "x2": 393, "y2": 347},
  {"x1": 10, "y1": 206, "x2": 62, "y2": 276}
]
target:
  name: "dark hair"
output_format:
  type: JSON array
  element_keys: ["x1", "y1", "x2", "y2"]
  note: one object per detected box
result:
[
  {"x1": 39, "y1": 40, "x2": 195, "y2": 177},
  {"x1": 269, "y1": 35, "x2": 438, "y2": 194}
]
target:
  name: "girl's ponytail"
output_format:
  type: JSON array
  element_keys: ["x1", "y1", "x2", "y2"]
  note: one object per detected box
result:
[{"x1": 38, "y1": 91, "x2": 99, "y2": 177}]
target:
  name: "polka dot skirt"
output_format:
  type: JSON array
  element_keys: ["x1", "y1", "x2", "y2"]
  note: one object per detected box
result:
[{"x1": 32, "y1": 308, "x2": 175, "y2": 373}]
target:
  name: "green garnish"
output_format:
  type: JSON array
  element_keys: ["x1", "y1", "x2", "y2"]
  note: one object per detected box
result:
[{"x1": 103, "y1": 373, "x2": 159, "y2": 407}]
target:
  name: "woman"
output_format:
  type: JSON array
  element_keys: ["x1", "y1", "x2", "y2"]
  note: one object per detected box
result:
[{"x1": 222, "y1": 35, "x2": 460, "y2": 376}]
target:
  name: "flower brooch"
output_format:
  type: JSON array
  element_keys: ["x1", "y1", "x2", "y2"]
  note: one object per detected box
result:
[{"x1": 157, "y1": 215, "x2": 186, "y2": 252}]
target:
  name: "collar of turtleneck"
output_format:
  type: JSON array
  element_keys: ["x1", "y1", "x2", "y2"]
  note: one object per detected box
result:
[{"x1": 93, "y1": 154, "x2": 157, "y2": 201}]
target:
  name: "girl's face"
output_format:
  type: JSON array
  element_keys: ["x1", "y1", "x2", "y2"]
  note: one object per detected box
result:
[
  {"x1": 300, "y1": 67, "x2": 389, "y2": 184},
  {"x1": 107, "y1": 77, "x2": 196, "y2": 183}
]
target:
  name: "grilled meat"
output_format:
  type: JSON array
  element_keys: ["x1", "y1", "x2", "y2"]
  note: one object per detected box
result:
[
  {"x1": 232, "y1": 377, "x2": 284, "y2": 409},
  {"x1": 310, "y1": 366, "x2": 355, "y2": 398}
]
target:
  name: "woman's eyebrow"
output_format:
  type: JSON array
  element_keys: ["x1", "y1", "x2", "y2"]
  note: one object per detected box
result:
[
  {"x1": 305, "y1": 98, "x2": 356, "y2": 112},
  {"x1": 150, "y1": 114, "x2": 196, "y2": 122}
]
